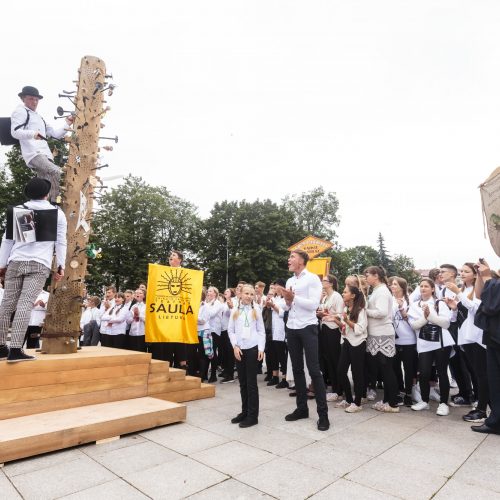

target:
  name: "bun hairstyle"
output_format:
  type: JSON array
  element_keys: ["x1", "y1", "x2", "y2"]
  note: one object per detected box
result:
[{"x1": 232, "y1": 284, "x2": 257, "y2": 321}]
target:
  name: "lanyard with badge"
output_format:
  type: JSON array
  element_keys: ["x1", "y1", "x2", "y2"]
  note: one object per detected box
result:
[{"x1": 240, "y1": 306, "x2": 251, "y2": 339}]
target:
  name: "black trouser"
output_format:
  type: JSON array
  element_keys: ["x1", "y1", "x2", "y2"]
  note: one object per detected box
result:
[
  {"x1": 127, "y1": 335, "x2": 146, "y2": 352},
  {"x1": 220, "y1": 330, "x2": 235, "y2": 378},
  {"x1": 319, "y1": 324, "x2": 342, "y2": 394},
  {"x1": 464, "y1": 343, "x2": 489, "y2": 412},
  {"x1": 100, "y1": 333, "x2": 110, "y2": 347},
  {"x1": 338, "y1": 340, "x2": 366, "y2": 406},
  {"x1": 418, "y1": 346, "x2": 452, "y2": 403},
  {"x1": 394, "y1": 344, "x2": 418, "y2": 395},
  {"x1": 198, "y1": 336, "x2": 213, "y2": 381},
  {"x1": 149, "y1": 342, "x2": 187, "y2": 367},
  {"x1": 23, "y1": 325, "x2": 41, "y2": 349},
  {"x1": 108, "y1": 334, "x2": 126, "y2": 349},
  {"x1": 449, "y1": 346, "x2": 474, "y2": 400},
  {"x1": 485, "y1": 344, "x2": 500, "y2": 429},
  {"x1": 82, "y1": 320, "x2": 100, "y2": 346},
  {"x1": 269, "y1": 340, "x2": 287, "y2": 375},
  {"x1": 212, "y1": 333, "x2": 222, "y2": 370},
  {"x1": 236, "y1": 346, "x2": 259, "y2": 420},
  {"x1": 367, "y1": 351, "x2": 398, "y2": 407},
  {"x1": 287, "y1": 325, "x2": 328, "y2": 418}
]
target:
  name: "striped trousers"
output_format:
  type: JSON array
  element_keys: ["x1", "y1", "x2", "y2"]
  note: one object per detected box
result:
[
  {"x1": 0, "y1": 261, "x2": 50, "y2": 348},
  {"x1": 28, "y1": 155, "x2": 61, "y2": 203}
]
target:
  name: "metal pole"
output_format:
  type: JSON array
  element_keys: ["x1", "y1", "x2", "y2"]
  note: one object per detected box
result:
[{"x1": 225, "y1": 235, "x2": 229, "y2": 290}]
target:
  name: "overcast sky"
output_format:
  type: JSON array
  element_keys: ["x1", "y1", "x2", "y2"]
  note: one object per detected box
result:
[{"x1": 1, "y1": 1, "x2": 499, "y2": 270}]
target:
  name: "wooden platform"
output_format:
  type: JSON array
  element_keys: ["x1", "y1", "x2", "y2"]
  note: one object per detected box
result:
[
  {"x1": 0, "y1": 346, "x2": 216, "y2": 463},
  {"x1": 0, "y1": 397, "x2": 185, "y2": 463}
]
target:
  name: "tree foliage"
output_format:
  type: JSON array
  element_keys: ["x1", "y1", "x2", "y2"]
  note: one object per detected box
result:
[
  {"x1": 282, "y1": 187, "x2": 340, "y2": 242},
  {"x1": 86, "y1": 175, "x2": 200, "y2": 294}
]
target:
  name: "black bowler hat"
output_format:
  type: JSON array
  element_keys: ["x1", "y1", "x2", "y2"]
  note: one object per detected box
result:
[
  {"x1": 24, "y1": 178, "x2": 51, "y2": 199},
  {"x1": 18, "y1": 86, "x2": 43, "y2": 99}
]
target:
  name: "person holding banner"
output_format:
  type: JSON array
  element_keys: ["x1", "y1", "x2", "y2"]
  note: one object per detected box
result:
[
  {"x1": 149, "y1": 250, "x2": 189, "y2": 370},
  {"x1": 229, "y1": 284, "x2": 265, "y2": 428}
]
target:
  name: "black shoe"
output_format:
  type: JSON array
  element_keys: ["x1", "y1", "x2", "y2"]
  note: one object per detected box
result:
[
  {"x1": 257, "y1": 367, "x2": 263, "y2": 375},
  {"x1": 0, "y1": 344, "x2": 9, "y2": 360},
  {"x1": 208, "y1": 374, "x2": 217, "y2": 383},
  {"x1": 471, "y1": 423, "x2": 500, "y2": 435},
  {"x1": 231, "y1": 413, "x2": 247, "y2": 424},
  {"x1": 449, "y1": 395, "x2": 472, "y2": 407},
  {"x1": 266, "y1": 376, "x2": 279, "y2": 386},
  {"x1": 463, "y1": 409, "x2": 487, "y2": 423},
  {"x1": 317, "y1": 416, "x2": 330, "y2": 431},
  {"x1": 289, "y1": 391, "x2": 297, "y2": 397},
  {"x1": 403, "y1": 395, "x2": 413, "y2": 407},
  {"x1": 276, "y1": 380, "x2": 289, "y2": 389},
  {"x1": 7, "y1": 348, "x2": 36, "y2": 363},
  {"x1": 395, "y1": 395, "x2": 404, "y2": 406},
  {"x1": 239, "y1": 418, "x2": 258, "y2": 428},
  {"x1": 220, "y1": 377, "x2": 235, "y2": 384},
  {"x1": 264, "y1": 373, "x2": 271, "y2": 381},
  {"x1": 285, "y1": 409, "x2": 309, "y2": 421}
]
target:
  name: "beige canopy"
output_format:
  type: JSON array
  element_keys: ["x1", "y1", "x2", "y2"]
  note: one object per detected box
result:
[{"x1": 480, "y1": 167, "x2": 500, "y2": 257}]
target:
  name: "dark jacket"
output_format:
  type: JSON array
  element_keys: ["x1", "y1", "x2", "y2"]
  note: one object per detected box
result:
[{"x1": 474, "y1": 279, "x2": 500, "y2": 348}]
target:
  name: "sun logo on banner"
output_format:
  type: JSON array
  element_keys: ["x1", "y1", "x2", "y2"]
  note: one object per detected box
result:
[{"x1": 157, "y1": 268, "x2": 192, "y2": 296}]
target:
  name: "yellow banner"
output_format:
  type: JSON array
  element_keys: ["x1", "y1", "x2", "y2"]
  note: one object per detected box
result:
[{"x1": 145, "y1": 264, "x2": 204, "y2": 343}]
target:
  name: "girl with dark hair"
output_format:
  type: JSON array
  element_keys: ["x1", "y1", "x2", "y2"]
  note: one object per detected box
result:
[
  {"x1": 317, "y1": 274, "x2": 344, "y2": 401},
  {"x1": 326, "y1": 285, "x2": 367, "y2": 412},
  {"x1": 390, "y1": 276, "x2": 418, "y2": 407},
  {"x1": 408, "y1": 278, "x2": 454, "y2": 416},
  {"x1": 364, "y1": 266, "x2": 399, "y2": 412}
]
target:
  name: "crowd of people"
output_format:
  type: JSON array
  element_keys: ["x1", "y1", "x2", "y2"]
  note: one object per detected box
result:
[{"x1": 73, "y1": 251, "x2": 500, "y2": 434}]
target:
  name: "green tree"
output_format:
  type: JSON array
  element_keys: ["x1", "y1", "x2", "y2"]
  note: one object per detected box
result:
[
  {"x1": 330, "y1": 245, "x2": 379, "y2": 283},
  {"x1": 282, "y1": 187, "x2": 340, "y2": 242},
  {"x1": 199, "y1": 199, "x2": 302, "y2": 290},
  {"x1": 391, "y1": 254, "x2": 420, "y2": 289},
  {"x1": 87, "y1": 175, "x2": 201, "y2": 294},
  {"x1": 0, "y1": 140, "x2": 67, "y2": 234},
  {"x1": 376, "y1": 232, "x2": 395, "y2": 275}
]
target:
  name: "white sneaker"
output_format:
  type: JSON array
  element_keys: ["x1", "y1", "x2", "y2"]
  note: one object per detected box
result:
[
  {"x1": 411, "y1": 401, "x2": 430, "y2": 411},
  {"x1": 411, "y1": 384, "x2": 422, "y2": 403},
  {"x1": 335, "y1": 399, "x2": 349, "y2": 408},
  {"x1": 371, "y1": 400, "x2": 386, "y2": 411},
  {"x1": 429, "y1": 386, "x2": 441, "y2": 402},
  {"x1": 436, "y1": 403, "x2": 450, "y2": 416},
  {"x1": 382, "y1": 404, "x2": 400, "y2": 413},
  {"x1": 367, "y1": 389, "x2": 377, "y2": 401},
  {"x1": 326, "y1": 392, "x2": 339, "y2": 402},
  {"x1": 345, "y1": 403, "x2": 362, "y2": 413}
]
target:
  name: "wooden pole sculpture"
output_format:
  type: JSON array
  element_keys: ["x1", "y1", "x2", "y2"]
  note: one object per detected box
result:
[{"x1": 41, "y1": 56, "x2": 112, "y2": 354}]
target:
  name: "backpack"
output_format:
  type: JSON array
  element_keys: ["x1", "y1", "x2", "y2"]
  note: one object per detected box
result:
[{"x1": 0, "y1": 109, "x2": 30, "y2": 146}]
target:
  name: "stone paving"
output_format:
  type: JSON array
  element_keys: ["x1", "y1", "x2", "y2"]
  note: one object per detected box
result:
[{"x1": 2, "y1": 378, "x2": 500, "y2": 499}]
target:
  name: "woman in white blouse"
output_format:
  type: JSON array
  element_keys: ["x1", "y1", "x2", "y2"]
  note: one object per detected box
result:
[
  {"x1": 408, "y1": 278, "x2": 453, "y2": 416},
  {"x1": 327, "y1": 285, "x2": 368, "y2": 413},
  {"x1": 390, "y1": 276, "x2": 418, "y2": 407}
]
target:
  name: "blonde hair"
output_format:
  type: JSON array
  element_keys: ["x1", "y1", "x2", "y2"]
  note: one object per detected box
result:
[{"x1": 232, "y1": 285, "x2": 258, "y2": 321}]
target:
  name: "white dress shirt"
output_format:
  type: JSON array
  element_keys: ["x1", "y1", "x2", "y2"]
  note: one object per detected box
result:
[
  {"x1": 320, "y1": 290, "x2": 344, "y2": 329},
  {"x1": 11, "y1": 105, "x2": 68, "y2": 164},
  {"x1": 206, "y1": 299, "x2": 224, "y2": 335},
  {"x1": 0, "y1": 200, "x2": 67, "y2": 270},
  {"x1": 80, "y1": 306, "x2": 102, "y2": 330},
  {"x1": 271, "y1": 296, "x2": 286, "y2": 341},
  {"x1": 101, "y1": 304, "x2": 129, "y2": 335},
  {"x1": 285, "y1": 269, "x2": 322, "y2": 329},
  {"x1": 127, "y1": 301, "x2": 146, "y2": 336},
  {"x1": 228, "y1": 304, "x2": 266, "y2": 351}
]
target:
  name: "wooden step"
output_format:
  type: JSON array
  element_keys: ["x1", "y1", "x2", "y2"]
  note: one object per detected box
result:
[
  {"x1": 148, "y1": 359, "x2": 170, "y2": 374},
  {"x1": 147, "y1": 376, "x2": 201, "y2": 395},
  {"x1": 0, "y1": 347, "x2": 151, "y2": 377},
  {"x1": 0, "y1": 397, "x2": 186, "y2": 463},
  {"x1": 147, "y1": 368, "x2": 186, "y2": 385},
  {"x1": 168, "y1": 368, "x2": 187, "y2": 381},
  {"x1": 152, "y1": 383, "x2": 215, "y2": 403},
  {"x1": 0, "y1": 386, "x2": 147, "y2": 421}
]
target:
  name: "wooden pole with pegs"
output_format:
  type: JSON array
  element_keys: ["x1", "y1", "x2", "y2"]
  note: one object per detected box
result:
[{"x1": 41, "y1": 56, "x2": 108, "y2": 354}]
